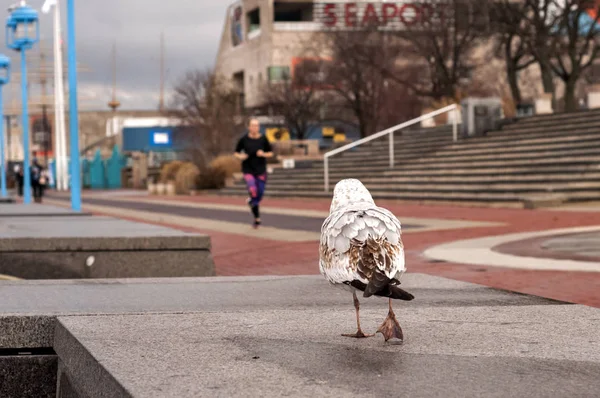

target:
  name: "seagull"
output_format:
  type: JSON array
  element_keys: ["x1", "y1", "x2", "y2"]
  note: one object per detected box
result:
[{"x1": 319, "y1": 178, "x2": 414, "y2": 342}]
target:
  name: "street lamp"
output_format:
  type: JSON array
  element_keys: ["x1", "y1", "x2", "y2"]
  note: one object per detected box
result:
[
  {"x1": 66, "y1": 0, "x2": 81, "y2": 211},
  {"x1": 0, "y1": 54, "x2": 10, "y2": 198},
  {"x1": 6, "y1": 1, "x2": 39, "y2": 204}
]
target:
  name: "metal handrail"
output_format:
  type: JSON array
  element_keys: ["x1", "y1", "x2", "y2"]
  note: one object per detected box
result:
[{"x1": 323, "y1": 103, "x2": 459, "y2": 192}]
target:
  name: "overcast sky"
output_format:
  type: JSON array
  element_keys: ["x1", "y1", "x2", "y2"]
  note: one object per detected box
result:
[{"x1": 1, "y1": 0, "x2": 229, "y2": 111}]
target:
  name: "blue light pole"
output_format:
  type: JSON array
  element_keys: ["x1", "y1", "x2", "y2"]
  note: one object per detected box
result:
[
  {"x1": 67, "y1": 0, "x2": 81, "y2": 211},
  {"x1": 0, "y1": 55, "x2": 10, "y2": 198},
  {"x1": 6, "y1": 2, "x2": 39, "y2": 205}
]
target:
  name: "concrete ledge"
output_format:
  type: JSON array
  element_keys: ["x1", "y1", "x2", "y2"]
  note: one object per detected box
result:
[
  {"x1": 0, "y1": 204, "x2": 90, "y2": 217},
  {"x1": 0, "y1": 235, "x2": 210, "y2": 252},
  {"x1": 0, "y1": 215, "x2": 215, "y2": 279},
  {"x1": 2, "y1": 275, "x2": 599, "y2": 397}
]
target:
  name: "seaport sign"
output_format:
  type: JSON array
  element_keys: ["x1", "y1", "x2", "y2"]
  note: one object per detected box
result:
[{"x1": 313, "y1": 1, "x2": 455, "y2": 30}]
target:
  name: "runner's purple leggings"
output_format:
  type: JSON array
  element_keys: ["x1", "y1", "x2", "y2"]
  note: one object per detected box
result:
[{"x1": 244, "y1": 173, "x2": 267, "y2": 207}]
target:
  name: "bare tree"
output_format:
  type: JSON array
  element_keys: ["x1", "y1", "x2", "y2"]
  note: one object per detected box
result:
[
  {"x1": 517, "y1": 0, "x2": 600, "y2": 111},
  {"x1": 385, "y1": 0, "x2": 491, "y2": 101},
  {"x1": 258, "y1": 74, "x2": 324, "y2": 140},
  {"x1": 492, "y1": 1, "x2": 537, "y2": 106},
  {"x1": 170, "y1": 69, "x2": 245, "y2": 166},
  {"x1": 320, "y1": 30, "x2": 418, "y2": 137},
  {"x1": 547, "y1": 0, "x2": 600, "y2": 111},
  {"x1": 514, "y1": 0, "x2": 558, "y2": 103}
]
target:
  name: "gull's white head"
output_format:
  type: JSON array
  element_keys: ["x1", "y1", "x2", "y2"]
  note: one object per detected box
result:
[{"x1": 329, "y1": 178, "x2": 374, "y2": 213}]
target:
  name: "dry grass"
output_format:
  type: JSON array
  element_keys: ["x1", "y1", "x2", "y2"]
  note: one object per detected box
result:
[
  {"x1": 209, "y1": 154, "x2": 241, "y2": 178},
  {"x1": 174, "y1": 162, "x2": 200, "y2": 194},
  {"x1": 159, "y1": 161, "x2": 184, "y2": 183}
]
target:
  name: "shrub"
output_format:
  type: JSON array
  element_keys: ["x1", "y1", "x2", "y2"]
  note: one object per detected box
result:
[
  {"x1": 195, "y1": 166, "x2": 227, "y2": 190},
  {"x1": 174, "y1": 162, "x2": 200, "y2": 194},
  {"x1": 209, "y1": 155, "x2": 241, "y2": 178},
  {"x1": 159, "y1": 160, "x2": 183, "y2": 183}
]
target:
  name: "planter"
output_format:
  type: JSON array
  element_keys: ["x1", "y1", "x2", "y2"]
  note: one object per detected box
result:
[
  {"x1": 165, "y1": 182, "x2": 176, "y2": 196},
  {"x1": 232, "y1": 172, "x2": 243, "y2": 182},
  {"x1": 224, "y1": 177, "x2": 235, "y2": 187},
  {"x1": 147, "y1": 183, "x2": 157, "y2": 195},
  {"x1": 155, "y1": 183, "x2": 166, "y2": 195}
]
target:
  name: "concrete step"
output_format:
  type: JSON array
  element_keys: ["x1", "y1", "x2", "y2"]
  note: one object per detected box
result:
[
  {"x1": 500, "y1": 114, "x2": 600, "y2": 131},
  {"x1": 268, "y1": 163, "x2": 600, "y2": 180},
  {"x1": 312, "y1": 151, "x2": 600, "y2": 170},
  {"x1": 510, "y1": 109, "x2": 600, "y2": 122},
  {"x1": 261, "y1": 172, "x2": 600, "y2": 185},
  {"x1": 414, "y1": 146, "x2": 600, "y2": 165},
  {"x1": 365, "y1": 126, "x2": 600, "y2": 155},
  {"x1": 332, "y1": 138, "x2": 600, "y2": 165},
  {"x1": 430, "y1": 134, "x2": 600, "y2": 158},
  {"x1": 506, "y1": 108, "x2": 600, "y2": 124}
]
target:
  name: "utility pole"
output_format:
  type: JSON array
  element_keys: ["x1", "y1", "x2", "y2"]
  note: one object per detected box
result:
[
  {"x1": 108, "y1": 41, "x2": 120, "y2": 112},
  {"x1": 159, "y1": 31, "x2": 165, "y2": 112}
]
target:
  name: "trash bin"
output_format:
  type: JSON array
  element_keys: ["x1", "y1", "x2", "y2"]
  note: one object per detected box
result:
[{"x1": 460, "y1": 97, "x2": 504, "y2": 137}]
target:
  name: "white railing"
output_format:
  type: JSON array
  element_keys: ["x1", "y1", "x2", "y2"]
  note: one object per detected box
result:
[{"x1": 323, "y1": 104, "x2": 459, "y2": 192}]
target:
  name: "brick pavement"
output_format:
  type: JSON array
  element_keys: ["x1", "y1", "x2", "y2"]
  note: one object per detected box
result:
[{"x1": 45, "y1": 192, "x2": 600, "y2": 307}]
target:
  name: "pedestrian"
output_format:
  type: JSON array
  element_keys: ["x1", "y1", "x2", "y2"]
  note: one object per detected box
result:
[
  {"x1": 31, "y1": 157, "x2": 44, "y2": 203},
  {"x1": 234, "y1": 117, "x2": 274, "y2": 228},
  {"x1": 14, "y1": 164, "x2": 23, "y2": 197}
]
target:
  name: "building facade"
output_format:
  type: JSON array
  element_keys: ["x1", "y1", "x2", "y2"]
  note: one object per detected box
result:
[{"x1": 214, "y1": 0, "x2": 548, "y2": 140}]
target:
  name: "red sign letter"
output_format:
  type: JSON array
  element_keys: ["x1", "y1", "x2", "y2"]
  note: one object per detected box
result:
[
  {"x1": 345, "y1": 3, "x2": 357, "y2": 27},
  {"x1": 323, "y1": 3, "x2": 337, "y2": 27},
  {"x1": 362, "y1": 3, "x2": 380, "y2": 26},
  {"x1": 382, "y1": 3, "x2": 398, "y2": 25},
  {"x1": 398, "y1": 3, "x2": 420, "y2": 27}
]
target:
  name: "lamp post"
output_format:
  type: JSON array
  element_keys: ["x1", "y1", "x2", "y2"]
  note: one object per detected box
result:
[
  {"x1": 42, "y1": 0, "x2": 67, "y2": 192},
  {"x1": 0, "y1": 55, "x2": 10, "y2": 198},
  {"x1": 66, "y1": 0, "x2": 81, "y2": 211},
  {"x1": 6, "y1": 1, "x2": 39, "y2": 204}
]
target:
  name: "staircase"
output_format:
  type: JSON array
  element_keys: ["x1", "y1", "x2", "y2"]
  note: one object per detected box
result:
[{"x1": 221, "y1": 109, "x2": 600, "y2": 207}]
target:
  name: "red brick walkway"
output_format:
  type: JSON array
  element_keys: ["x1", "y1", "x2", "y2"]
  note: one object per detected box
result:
[{"x1": 51, "y1": 192, "x2": 600, "y2": 307}]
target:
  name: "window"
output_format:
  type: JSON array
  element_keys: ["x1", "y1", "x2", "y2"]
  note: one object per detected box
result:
[
  {"x1": 267, "y1": 66, "x2": 290, "y2": 83},
  {"x1": 247, "y1": 8, "x2": 260, "y2": 34},
  {"x1": 273, "y1": 2, "x2": 313, "y2": 22},
  {"x1": 292, "y1": 58, "x2": 330, "y2": 88}
]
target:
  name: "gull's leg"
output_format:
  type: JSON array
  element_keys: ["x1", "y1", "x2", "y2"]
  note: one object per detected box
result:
[
  {"x1": 342, "y1": 291, "x2": 374, "y2": 338},
  {"x1": 377, "y1": 298, "x2": 404, "y2": 343}
]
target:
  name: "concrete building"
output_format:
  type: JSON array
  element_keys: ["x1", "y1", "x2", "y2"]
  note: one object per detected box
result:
[
  {"x1": 214, "y1": 0, "x2": 546, "y2": 129},
  {"x1": 215, "y1": 0, "x2": 322, "y2": 111}
]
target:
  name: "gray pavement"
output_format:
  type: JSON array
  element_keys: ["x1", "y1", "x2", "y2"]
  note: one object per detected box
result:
[
  {"x1": 1, "y1": 274, "x2": 596, "y2": 397},
  {"x1": 542, "y1": 231, "x2": 600, "y2": 259},
  {"x1": 48, "y1": 195, "x2": 423, "y2": 232}
]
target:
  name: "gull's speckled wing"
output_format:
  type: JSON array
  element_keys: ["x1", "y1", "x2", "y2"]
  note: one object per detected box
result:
[{"x1": 319, "y1": 202, "x2": 405, "y2": 288}]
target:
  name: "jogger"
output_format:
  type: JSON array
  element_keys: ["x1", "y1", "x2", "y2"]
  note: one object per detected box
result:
[{"x1": 234, "y1": 118, "x2": 274, "y2": 228}]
